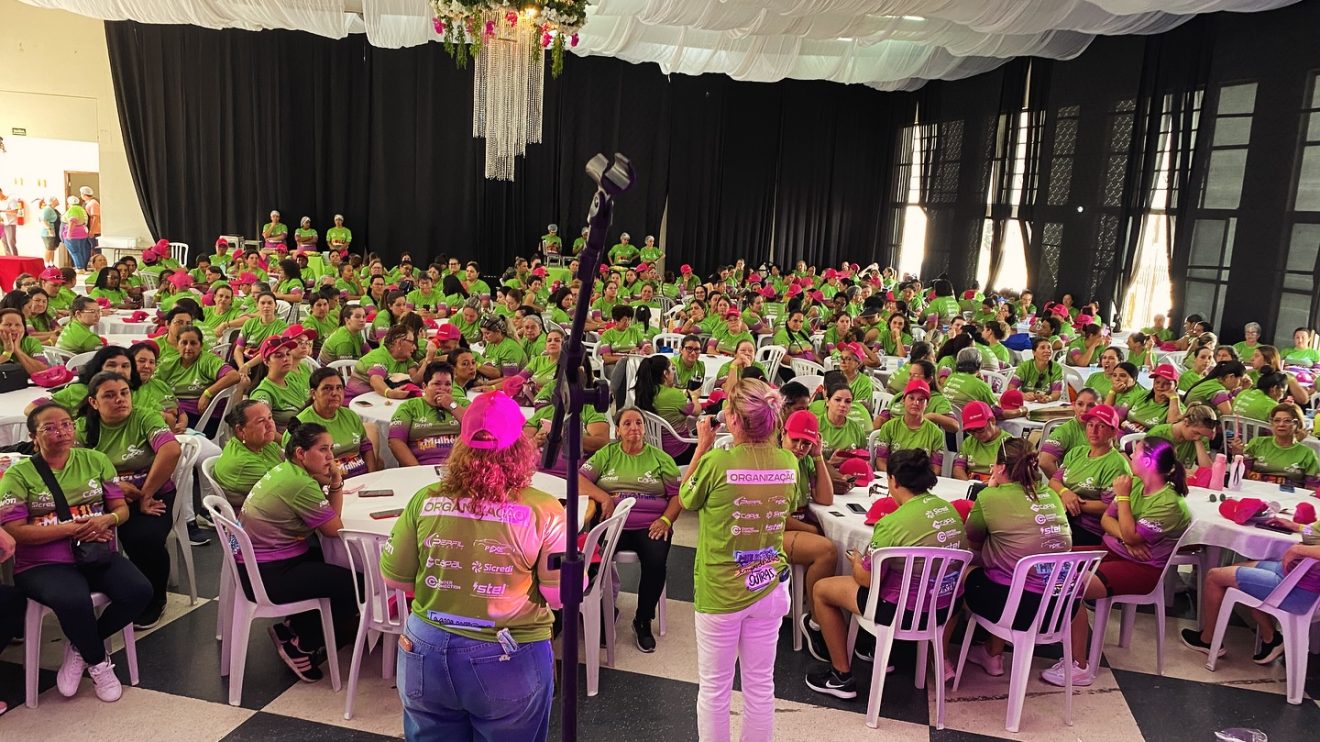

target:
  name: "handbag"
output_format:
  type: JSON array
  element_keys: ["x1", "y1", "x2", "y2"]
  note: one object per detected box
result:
[
  {"x1": 32, "y1": 455, "x2": 113, "y2": 568},
  {"x1": 0, "y1": 361, "x2": 25, "y2": 393}
]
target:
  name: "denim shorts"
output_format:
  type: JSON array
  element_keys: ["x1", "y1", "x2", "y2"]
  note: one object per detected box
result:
[{"x1": 1236, "y1": 561, "x2": 1320, "y2": 614}]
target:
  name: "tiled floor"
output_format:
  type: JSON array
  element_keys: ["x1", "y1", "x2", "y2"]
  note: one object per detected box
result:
[{"x1": 1, "y1": 517, "x2": 1316, "y2": 740}]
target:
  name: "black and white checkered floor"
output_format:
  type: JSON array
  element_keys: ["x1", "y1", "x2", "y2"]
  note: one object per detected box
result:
[{"x1": 2, "y1": 517, "x2": 1317, "y2": 740}]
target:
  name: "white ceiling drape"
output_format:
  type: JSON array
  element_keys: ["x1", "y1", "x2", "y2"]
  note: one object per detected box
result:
[{"x1": 22, "y1": 0, "x2": 1299, "y2": 89}]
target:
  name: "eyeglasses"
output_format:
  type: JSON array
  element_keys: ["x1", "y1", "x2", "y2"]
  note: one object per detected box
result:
[
  {"x1": 38, "y1": 421, "x2": 75, "y2": 434},
  {"x1": 682, "y1": 346, "x2": 701, "y2": 352},
  {"x1": 1273, "y1": 418, "x2": 1298, "y2": 427}
]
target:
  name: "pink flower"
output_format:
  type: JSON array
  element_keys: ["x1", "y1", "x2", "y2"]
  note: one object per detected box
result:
[
  {"x1": 571, "y1": 33, "x2": 579, "y2": 47},
  {"x1": 432, "y1": 17, "x2": 444, "y2": 34},
  {"x1": 506, "y1": 10, "x2": 518, "y2": 26},
  {"x1": 485, "y1": 20, "x2": 495, "y2": 37},
  {"x1": 542, "y1": 33, "x2": 552, "y2": 47}
]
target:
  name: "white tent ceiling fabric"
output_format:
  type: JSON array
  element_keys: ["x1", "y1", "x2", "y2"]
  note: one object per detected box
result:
[{"x1": 22, "y1": 0, "x2": 1298, "y2": 89}]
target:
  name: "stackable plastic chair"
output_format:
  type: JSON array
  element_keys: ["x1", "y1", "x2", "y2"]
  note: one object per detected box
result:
[
  {"x1": 579, "y1": 499, "x2": 635, "y2": 696},
  {"x1": 790, "y1": 357, "x2": 826, "y2": 379},
  {"x1": 165, "y1": 436, "x2": 203, "y2": 605},
  {"x1": 340, "y1": 530, "x2": 409, "y2": 719},
  {"x1": 953, "y1": 550, "x2": 1105, "y2": 733},
  {"x1": 24, "y1": 593, "x2": 140, "y2": 708}
]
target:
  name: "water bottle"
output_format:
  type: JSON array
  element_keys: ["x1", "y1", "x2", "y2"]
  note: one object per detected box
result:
[
  {"x1": 1210, "y1": 453, "x2": 1227, "y2": 492},
  {"x1": 1228, "y1": 455, "x2": 1245, "y2": 491}
]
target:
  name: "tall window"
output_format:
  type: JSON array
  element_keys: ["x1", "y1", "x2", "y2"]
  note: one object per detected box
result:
[
  {"x1": 890, "y1": 123, "x2": 928, "y2": 278},
  {"x1": 1277, "y1": 75, "x2": 1320, "y2": 345},
  {"x1": 976, "y1": 110, "x2": 1033, "y2": 292}
]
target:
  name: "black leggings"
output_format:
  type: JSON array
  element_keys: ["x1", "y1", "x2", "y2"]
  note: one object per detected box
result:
[
  {"x1": 237, "y1": 549, "x2": 359, "y2": 653},
  {"x1": 118, "y1": 489, "x2": 175, "y2": 614},
  {"x1": 615, "y1": 528, "x2": 671, "y2": 624},
  {"x1": 0, "y1": 584, "x2": 25, "y2": 651},
  {"x1": 14, "y1": 556, "x2": 152, "y2": 665}
]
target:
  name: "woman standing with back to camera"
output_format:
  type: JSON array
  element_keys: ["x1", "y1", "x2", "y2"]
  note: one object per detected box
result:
[{"x1": 680, "y1": 377, "x2": 798, "y2": 741}]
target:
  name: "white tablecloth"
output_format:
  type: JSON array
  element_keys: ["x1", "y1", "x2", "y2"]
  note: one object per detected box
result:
[
  {"x1": 98, "y1": 310, "x2": 153, "y2": 336},
  {"x1": 808, "y1": 473, "x2": 1304, "y2": 563},
  {"x1": 322, "y1": 466, "x2": 583, "y2": 566},
  {"x1": 103, "y1": 333, "x2": 150, "y2": 348},
  {"x1": 999, "y1": 401, "x2": 1071, "y2": 436}
]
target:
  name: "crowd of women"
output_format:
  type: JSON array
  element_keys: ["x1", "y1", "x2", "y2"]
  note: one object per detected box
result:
[{"x1": 1, "y1": 227, "x2": 1318, "y2": 739}]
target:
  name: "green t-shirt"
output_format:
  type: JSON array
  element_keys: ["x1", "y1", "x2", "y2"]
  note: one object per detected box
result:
[
  {"x1": 90, "y1": 287, "x2": 129, "y2": 306},
  {"x1": 883, "y1": 389, "x2": 954, "y2": 419},
  {"x1": 679, "y1": 444, "x2": 797, "y2": 614},
  {"x1": 1054, "y1": 445, "x2": 1131, "y2": 534},
  {"x1": 57, "y1": 321, "x2": 102, "y2": 353},
  {"x1": 887, "y1": 364, "x2": 913, "y2": 394},
  {"x1": 406, "y1": 288, "x2": 445, "y2": 313},
  {"x1": 1231, "y1": 389, "x2": 1277, "y2": 422},
  {"x1": 874, "y1": 416, "x2": 945, "y2": 465},
  {"x1": 1041, "y1": 418, "x2": 1085, "y2": 461},
  {"x1": 75, "y1": 408, "x2": 174, "y2": 491},
  {"x1": 263, "y1": 222, "x2": 289, "y2": 240},
  {"x1": 846, "y1": 373, "x2": 875, "y2": 411},
  {"x1": 980, "y1": 342, "x2": 1012, "y2": 370},
  {"x1": 1101, "y1": 481, "x2": 1191, "y2": 567},
  {"x1": 239, "y1": 316, "x2": 289, "y2": 350},
  {"x1": 388, "y1": 397, "x2": 463, "y2": 465},
  {"x1": 240, "y1": 461, "x2": 335, "y2": 562},
  {"x1": 1243, "y1": 436, "x2": 1320, "y2": 487},
  {"x1": 302, "y1": 313, "x2": 339, "y2": 347},
  {"x1": 1185, "y1": 379, "x2": 1232, "y2": 409},
  {"x1": 47, "y1": 287, "x2": 76, "y2": 313},
  {"x1": 352, "y1": 346, "x2": 414, "y2": 389},
  {"x1": 1012, "y1": 360, "x2": 1063, "y2": 396},
  {"x1": 942, "y1": 371, "x2": 997, "y2": 408},
  {"x1": 956, "y1": 429, "x2": 1013, "y2": 479},
  {"x1": 213, "y1": 437, "x2": 285, "y2": 502},
  {"x1": 326, "y1": 226, "x2": 352, "y2": 245},
  {"x1": 710, "y1": 329, "x2": 755, "y2": 356},
  {"x1": 294, "y1": 227, "x2": 317, "y2": 244},
  {"x1": 286, "y1": 405, "x2": 371, "y2": 478},
  {"x1": 608, "y1": 243, "x2": 640, "y2": 265},
  {"x1": 599, "y1": 325, "x2": 646, "y2": 355},
  {"x1": 965, "y1": 483, "x2": 1071, "y2": 591},
  {"x1": 319, "y1": 326, "x2": 365, "y2": 363},
  {"x1": 814, "y1": 410, "x2": 869, "y2": 458},
  {"x1": 381, "y1": 483, "x2": 566, "y2": 643},
  {"x1": 156, "y1": 352, "x2": 232, "y2": 402},
  {"x1": 1143, "y1": 424, "x2": 1203, "y2": 469},
  {"x1": 0, "y1": 449, "x2": 123, "y2": 573},
  {"x1": 250, "y1": 376, "x2": 309, "y2": 429},
  {"x1": 523, "y1": 353, "x2": 559, "y2": 388},
  {"x1": 1178, "y1": 369, "x2": 1202, "y2": 392},
  {"x1": 1084, "y1": 371, "x2": 1112, "y2": 399},
  {"x1": 867, "y1": 493, "x2": 966, "y2": 607},
  {"x1": 579, "y1": 442, "x2": 681, "y2": 530},
  {"x1": 1281, "y1": 347, "x2": 1320, "y2": 367},
  {"x1": 639, "y1": 246, "x2": 662, "y2": 264},
  {"x1": 925, "y1": 296, "x2": 961, "y2": 322},
  {"x1": 1125, "y1": 393, "x2": 1172, "y2": 430},
  {"x1": 672, "y1": 356, "x2": 706, "y2": 390},
  {"x1": 482, "y1": 336, "x2": 528, "y2": 373},
  {"x1": 879, "y1": 331, "x2": 913, "y2": 357}
]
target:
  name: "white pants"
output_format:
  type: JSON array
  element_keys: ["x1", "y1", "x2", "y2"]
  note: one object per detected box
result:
[{"x1": 694, "y1": 581, "x2": 790, "y2": 742}]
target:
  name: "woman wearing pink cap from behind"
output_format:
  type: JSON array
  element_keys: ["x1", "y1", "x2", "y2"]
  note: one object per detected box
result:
[
  {"x1": 779, "y1": 410, "x2": 839, "y2": 641},
  {"x1": 381, "y1": 391, "x2": 565, "y2": 739}
]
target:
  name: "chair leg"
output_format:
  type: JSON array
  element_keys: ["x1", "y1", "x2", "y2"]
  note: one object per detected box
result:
[
  {"x1": 178, "y1": 524, "x2": 197, "y2": 606},
  {"x1": 1087, "y1": 599, "x2": 1111, "y2": 677},
  {"x1": 122, "y1": 625, "x2": 140, "y2": 686},
  {"x1": 931, "y1": 637, "x2": 948, "y2": 730},
  {"x1": 1204, "y1": 591, "x2": 1240, "y2": 672},
  {"x1": 866, "y1": 631, "x2": 894, "y2": 730},
  {"x1": 318, "y1": 600, "x2": 342, "y2": 691},
  {"x1": 657, "y1": 581, "x2": 668, "y2": 637},
  {"x1": 344, "y1": 613, "x2": 371, "y2": 720},
  {"x1": 845, "y1": 615, "x2": 858, "y2": 659},
  {"x1": 227, "y1": 604, "x2": 254, "y2": 706},
  {"x1": 952, "y1": 618, "x2": 977, "y2": 692},
  {"x1": 1004, "y1": 640, "x2": 1036, "y2": 734},
  {"x1": 23, "y1": 602, "x2": 42, "y2": 708},
  {"x1": 1118, "y1": 604, "x2": 1137, "y2": 648},
  {"x1": 1153, "y1": 594, "x2": 1167, "y2": 676},
  {"x1": 382, "y1": 632, "x2": 396, "y2": 680},
  {"x1": 914, "y1": 638, "x2": 928, "y2": 690},
  {"x1": 583, "y1": 594, "x2": 601, "y2": 697},
  {"x1": 791, "y1": 565, "x2": 804, "y2": 652},
  {"x1": 1281, "y1": 616, "x2": 1308, "y2": 705}
]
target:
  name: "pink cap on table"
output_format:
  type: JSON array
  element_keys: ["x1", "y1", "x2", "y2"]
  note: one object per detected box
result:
[
  {"x1": 839, "y1": 457, "x2": 873, "y2": 486},
  {"x1": 460, "y1": 390, "x2": 526, "y2": 450},
  {"x1": 1218, "y1": 497, "x2": 1267, "y2": 525},
  {"x1": 1294, "y1": 502, "x2": 1316, "y2": 525}
]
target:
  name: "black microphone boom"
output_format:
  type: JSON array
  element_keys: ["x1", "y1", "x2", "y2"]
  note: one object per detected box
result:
[{"x1": 542, "y1": 153, "x2": 634, "y2": 742}]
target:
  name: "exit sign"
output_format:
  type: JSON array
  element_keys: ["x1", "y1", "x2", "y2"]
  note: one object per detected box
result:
[{"x1": 10, "y1": 128, "x2": 25, "y2": 136}]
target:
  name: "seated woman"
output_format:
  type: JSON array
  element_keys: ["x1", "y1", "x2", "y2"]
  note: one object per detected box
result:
[
  {"x1": 1123, "y1": 365, "x2": 1182, "y2": 432},
  {"x1": 885, "y1": 341, "x2": 935, "y2": 394},
  {"x1": 0, "y1": 403, "x2": 151, "y2": 703},
  {"x1": 706, "y1": 309, "x2": 754, "y2": 356},
  {"x1": 213, "y1": 400, "x2": 284, "y2": 507},
  {"x1": 156, "y1": 306, "x2": 206, "y2": 362},
  {"x1": 1280, "y1": 327, "x2": 1320, "y2": 368},
  {"x1": 319, "y1": 305, "x2": 367, "y2": 364},
  {"x1": 814, "y1": 381, "x2": 870, "y2": 461},
  {"x1": 1048, "y1": 404, "x2": 1131, "y2": 546},
  {"x1": 633, "y1": 354, "x2": 700, "y2": 464},
  {"x1": 953, "y1": 401, "x2": 1013, "y2": 481},
  {"x1": 780, "y1": 410, "x2": 839, "y2": 637},
  {"x1": 578, "y1": 407, "x2": 681, "y2": 653},
  {"x1": 21, "y1": 288, "x2": 60, "y2": 345},
  {"x1": 877, "y1": 313, "x2": 911, "y2": 358},
  {"x1": 1144, "y1": 403, "x2": 1220, "y2": 471},
  {"x1": 1065, "y1": 322, "x2": 1106, "y2": 367},
  {"x1": 243, "y1": 337, "x2": 308, "y2": 431},
  {"x1": 200, "y1": 282, "x2": 252, "y2": 341},
  {"x1": 876, "y1": 360, "x2": 959, "y2": 432},
  {"x1": 959, "y1": 438, "x2": 1072, "y2": 678},
  {"x1": 524, "y1": 400, "x2": 611, "y2": 478},
  {"x1": 477, "y1": 313, "x2": 528, "y2": 379},
  {"x1": 387, "y1": 361, "x2": 467, "y2": 467},
  {"x1": 238, "y1": 420, "x2": 358, "y2": 682},
  {"x1": 234, "y1": 292, "x2": 289, "y2": 362},
  {"x1": 76, "y1": 371, "x2": 182, "y2": 629},
  {"x1": 1047, "y1": 437, "x2": 1191, "y2": 687},
  {"x1": 1184, "y1": 360, "x2": 1247, "y2": 416},
  {"x1": 1010, "y1": 338, "x2": 1064, "y2": 403},
  {"x1": 1084, "y1": 347, "x2": 1124, "y2": 399},
  {"x1": 346, "y1": 325, "x2": 433, "y2": 401},
  {"x1": 1231, "y1": 404, "x2": 1320, "y2": 492},
  {"x1": 57, "y1": 296, "x2": 106, "y2": 354},
  {"x1": 716, "y1": 339, "x2": 767, "y2": 389},
  {"x1": 1039, "y1": 388, "x2": 1102, "y2": 476},
  {"x1": 835, "y1": 343, "x2": 875, "y2": 413},
  {"x1": 943, "y1": 348, "x2": 1020, "y2": 422},
  {"x1": 370, "y1": 290, "x2": 411, "y2": 341},
  {"x1": 873, "y1": 379, "x2": 945, "y2": 475},
  {"x1": 287, "y1": 368, "x2": 377, "y2": 478},
  {"x1": 801, "y1": 448, "x2": 967, "y2": 698},
  {"x1": 0, "y1": 307, "x2": 49, "y2": 375},
  {"x1": 1231, "y1": 368, "x2": 1289, "y2": 422},
  {"x1": 772, "y1": 310, "x2": 817, "y2": 378},
  {"x1": 1102, "y1": 361, "x2": 1146, "y2": 415},
  {"x1": 37, "y1": 346, "x2": 154, "y2": 415},
  {"x1": 155, "y1": 326, "x2": 240, "y2": 427},
  {"x1": 271, "y1": 259, "x2": 306, "y2": 305},
  {"x1": 1183, "y1": 514, "x2": 1320, "y2": 664},
  {"x1": 89, "y1": 267, "x2": 132, "y2": 309}
]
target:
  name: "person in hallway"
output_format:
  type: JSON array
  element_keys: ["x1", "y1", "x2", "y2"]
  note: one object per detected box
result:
[
  {"x1": 41, "y1": 195, "x2": 63, "y2": 266},
  {"x1": 79, "y1": 186, "x2": 101, "y2": 255},
  {"x1": 382, "y1": 390, "x2": 565, "y2": 740},
  {"x1": 61, "y1": 195, "x2": 92, "y2": 269},
  {"x1": 0, "y1": 189, "x2": 17, "y2": 256}
]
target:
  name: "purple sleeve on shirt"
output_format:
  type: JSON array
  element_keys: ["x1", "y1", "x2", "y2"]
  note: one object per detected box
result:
[
  {"x1": 369, "y1": 363, "x2": 388, "y2": 378},
  {"x1": 218, "y1": 364, "x2": 236, "y2": 377},
  {"x1": 1051, "y1": 467, "x2": 1066, "y2": 483},
  {"x1": 1211, "y1": 390, "x2": 1232, "y2": 407},
  {"x1": 388, "y1": 420, "x2": 409, "y2": 441},
  {"x1": 1050, "y1": 380, "x2": 1064, "y2": 394},
  {"x1": 1041, "y1": 440, "x2": 1065, "y2": 460},
  {"x1": 359, "y1": 437, "x2": 374, "y2": 455},
  {"x1": 1008, "y1": 376, "x2": 1023, "y2": 390},
  {"x1": 301, "y1": 501, "x2": 336, "y2": 530},
  {"x1": 599, "y1": 344, "x2": 613, "y2": 355},
  {"x1": 149, "y1": 430, "x2": 176, "y2": 452},
  {"x1": 104, "y1": 482, "x2": 126, "y2": 505}
]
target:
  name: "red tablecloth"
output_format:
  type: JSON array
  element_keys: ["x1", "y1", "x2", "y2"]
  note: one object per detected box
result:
[{"x1": 0, "y1": 256, "x2": 45, "y2": 291}]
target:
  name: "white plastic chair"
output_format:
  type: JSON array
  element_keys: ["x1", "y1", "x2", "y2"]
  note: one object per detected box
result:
[
  {"x1": 202, "y1": 490, "x2": 237, "y2": 642},
  {"x1": 208, "y1": 342, "x2": 233, "y2": 362},
  {"x1": 165, "y1": 436, "x2": 203, "y2": 605},
  {"x1": 847, "y1": 547, "x2": 974, "y2": 730},
  {"x1": 790, "y1": 357, "x2": 826, "y2": 379},
  {"x1": 1205, "y1": 557, "x2": 1320, "y2": 704},
  {"x1": 1224, "y1": 414, "x2": 1270, "y2": 444},
  {"x1": 340, "y1": 530, "x2": 408, "y2": 719},
  {"x1": 43, "y1": 347, "x2": 75, "y2": 367},
  {"x1": 168, "y1": 241, "x2": 189, "y2": 267},
  {"x1": 1061, "y1": 365, "x2": 1087, "y2": 394},
  {"x1": 953, "y1": 550, "x2": 1105, "y2": 733},
  {"x1": 871, "y1": 389, "x2": 893, "y2": 416},
  {"x1": 756, "y1": 344, "x2": 787, "y2": 373},
  {"x1": 793, "y1": 374, "x2": 824, "y2": 394},
  {"x1": 194, "y1": 386, "x2": 235, "y2": 440},
  {"x1": 1085, "y1": 530, "x2": 1198, "y2": 676},
  {"x1": 301, "y1": 356, "x2": 320, "y2": 373},
  {"x1": 652, "y1": 333, "x2": 684, "y2": 353},
  {"x1": 640, "y1": 410, "x2": 696, "y2": 452},
  {"x1": 788, "y1": 563, "x2": 807, "y2": 652},
  {"x1": 64, "y1": 350, "x2": 99, "y2": 372},
  {"x1": 580, "y1": 499, "x2": 635, "y2": 696},
  {"x1": 24, "y1": 592, "x2": 141, "y2": 708},
  {"x1": 1038, "y1": 417, "x2": 1069, "y2": 447},
  {"x1": 984, "y1": 370, "x2": 1010, "y2": 395},
  {"x1": 205, "y1": 497, "x2": 342, "y2": 706},
  {"x1": 324, "y1": 359, "x2": 356, "y2": 383}
]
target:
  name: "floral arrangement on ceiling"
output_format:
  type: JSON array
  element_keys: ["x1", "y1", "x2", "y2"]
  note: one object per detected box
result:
[{"x1": 429, "y1": 1, "x2": 587, "y2": 77}]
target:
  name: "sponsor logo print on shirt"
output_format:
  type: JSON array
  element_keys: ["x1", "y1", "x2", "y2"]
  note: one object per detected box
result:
[
  {"x1": 423, "y1": 535, "x2": 465, "y2": 549},
  {"x1": 725, "y1": 469, "x2": 797, "y2": 485},
  {"x1": 423, "y1": 575, "x2": 461, "y2": 591}
]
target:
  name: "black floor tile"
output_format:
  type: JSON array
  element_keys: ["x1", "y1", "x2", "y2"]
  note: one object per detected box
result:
[
  {"x1": 929, "y1": 727, "x2": 1015, "y2": 742},
  {"x1": 0, "y1": 655, "x2": 54, "y2": 710},
  {"x1": 222, "y1": 711, "x2": 398, "y2": 741},
  {"x1": 613, "y1": 544, "x2": 695, "y2": 603},
  {"x1": 1114, "y1": 667, "x2": 1320, "y2": 741},
  {"x1": 113, "y1": 600, "x2": 301, "y2": 710},
  {"x1": 550, "y1": 664, "x2": 698, "y2": 741}
]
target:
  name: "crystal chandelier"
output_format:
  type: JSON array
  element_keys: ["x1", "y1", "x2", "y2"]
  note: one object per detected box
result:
[{"x1": 430, "y1": 2, "x2": 586, "y2": 181}]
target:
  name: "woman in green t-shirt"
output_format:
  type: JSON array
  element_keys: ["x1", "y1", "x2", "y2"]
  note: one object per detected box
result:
[
  {"x1": 57, "y1": 296, "x2": 106, "y2": 354},
  {"x1": 78, "y1": 371, "x2": 183, "y2": 627},
  {"x1": 243, "y1": 337, "x2": 307, "y2": 431},
  {"x1": 319, "y1": 305, "x2": 368, "y2": 365},
  {"x1": 212, "y1": 399, "x2": 284, "y2": 506},
  {"x1": 290, "y1": 367, "x2": 376, "y2": 477},
  {"x1": 1232, "y1": 370, "x2": 1288, "y2": 423},
  {"x1": 1123, "y1": 364, "x2": 1182, "y2": 431},
  {"x1": 0, "y1": 307, "x2": 49, "y2": 375},
  {"x1": 1048, "y1": 404, "x2": 1130, "y2": 546},
  {"x1": 1084, "y1": 347, "x2": 1123, "y2": 399},
  {"x1": 155, "y1": 326, "x2": 241, "y2": 426},
  {"x1": 1102, "y1": 361, "x2": 1146, "y2": 414},
  {"x1": 1230, "y1": 404, "x2": 1320, "y2": 491},
  {"x1": 1184, "y1": 360, "x2": 1247, "y2": 416},
  {"x1": 387, "y1": 361, "x2": 465, "y2": 467},
  {"x1": 814, "y1": 382, "x2": 869, "y2": 460},
  {"x1": 293, "y1": 217, "x2": 317, "y2": 249},
  {"x1": 878, "y1": 313, "x2": 912, "y2": 357},
  {"x1": 633, "y1": 355, "x2": 701, "y2": 463},
  {"x1": 1281, "y1": 327, "x2": 1320, "y2": 368},
  {"x1": 347, "y1": 325, "x2": 433, "y2": 401},
  {"x1": 953, "y1": 401, "x2": 1013, "y2": 481},
  {"x1": 20, "y1": 288, "x2": 60, "y2": 346},
  {"x1": 89, "y1": 267, "x2": 132, "y2": 309},
  {"x1": 1011, "y1": 337, "x2": 1063, "y2": 403},
  {"x1": 235, "y1": 292, "x2": 289, "y2": 363}
]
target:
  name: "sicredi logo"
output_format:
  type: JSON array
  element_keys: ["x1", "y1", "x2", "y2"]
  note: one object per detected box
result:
[{"x1": 726, "y1": 469, "x2": 797, "y2": 485}]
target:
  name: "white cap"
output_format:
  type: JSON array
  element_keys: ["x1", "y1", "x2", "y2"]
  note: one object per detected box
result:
[
  {"x1": 270, "y1": 210, "x2": 280, "y2": 217},
  {"x1": 620, "y1": 232, "x2": 630, "y2": 239},
  {"x1": 79, "y1": 185, "x2": 94, "y2": 196}
]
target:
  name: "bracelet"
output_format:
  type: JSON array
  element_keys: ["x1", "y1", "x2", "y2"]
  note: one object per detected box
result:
[
  {"x1": 110, "y1": 512, "x2": 120, "y2": 525},
  {"x1": 1115, "y1": 496, "x2": 1131, "y2": 502},
  {"x1": 659, "y1": 515, "x2": 673, "y2": 527}
]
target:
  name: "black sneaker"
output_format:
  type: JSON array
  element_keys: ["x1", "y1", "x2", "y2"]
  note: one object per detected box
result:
[
  {"x1": 268, "y1": 624, "x2": 324, "y2": 682},
  {"x1": 187, "y1": 522, "x2": 211, "y2": 546},
  {"x1": 1180, "y1": 628, "x2": 1226, "y2": 658},
  {"x1": 195, "y1": 513, "x2": 215, "y2": 530},
  {"x1": 805, "y1": 668, "x2": 857, "y2": 699},
  {"x1": 133, "y1": 603, "x2": 166, "y2": 631},
  {"x1": 800, "y1": 613, "x2": 829, "y2": 663},
  {"x1": 633, "y1": 619, "x2": 656, "y2": 653},
  {"x1": 854, "y1": 634, "x2": 875, "y2": 662},
  {"x1": 1253, "y1": 634, "x2": 1285, "y2": 665}
]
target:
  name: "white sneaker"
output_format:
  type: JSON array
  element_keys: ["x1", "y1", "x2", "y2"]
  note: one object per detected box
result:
[
  {"x1": 968, "y1": 644, "x2": 1005, "y2": 677},
  {"x1": 1040, "y1": 658, "x2": 1094, "y2": 688},
  {"x1": 56, "y1": 642, "x2": 87, "y2": 697},
  {"x1": 87, "y1": 659, "x2": 123, "y2": 702}
]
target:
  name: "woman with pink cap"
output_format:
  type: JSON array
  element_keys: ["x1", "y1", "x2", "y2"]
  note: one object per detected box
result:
[
  {"x1": 382, "y1": 390, "x2": 565, "y2": 739},
  {"x1": 1046, "y1": 403, "x2": 1131, "y2": 546},
  {"x1": 779, "y1": 409, "x2": 838, "y2": 639}
]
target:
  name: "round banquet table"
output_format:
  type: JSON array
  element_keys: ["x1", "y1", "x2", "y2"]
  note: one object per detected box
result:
[
  {"x1": 999, "y1": 400, "x2": 1071, "y2": 436},
  {"x1": 322, "y1": 466, "x2": 588, "y2": 567},
  {"x1": 809, "y1": 472, "x2": 1307, "y2": 565},
  {"x1": 98, "y1": 310, "x2": 154, "y2": 335},
  {"x1": 349, "y1": 392, "x2": 534, "y2": 467},
  {"x1": 0, "y1": 385, "x2": 58, "y2": 446}
]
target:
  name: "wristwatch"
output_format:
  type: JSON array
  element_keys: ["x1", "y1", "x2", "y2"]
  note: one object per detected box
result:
[{"x1": 448, "y1": 401, "x2": 459, "y2": 410}]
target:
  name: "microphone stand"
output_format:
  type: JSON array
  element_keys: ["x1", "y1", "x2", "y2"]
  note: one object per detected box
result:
[{"x1": 541, "y1": 153, "x2": 634, "y2": 742}]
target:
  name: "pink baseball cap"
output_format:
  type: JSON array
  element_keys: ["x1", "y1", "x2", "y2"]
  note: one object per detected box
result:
[
  {"x1": 759, "y1": 285, "x2": 776, "y2": 298},
  {"x1": 823, "y1": 269, "x2": 837, "y2": 279},
  {"x1": 864, "y1": 496, "x2": 898, "y2": 526},
  {"x1": 1000, "y1": 388, "x2": 1025, "y2": 410},
  {"x1": 838, "y1": 342, "x2": 864, "y2": 360},
  {"x1": 680, "y1": 264, "x2": 692, "y2": 275},
  {"x1": 725, "y1": 309, "x2": 741, "y2": 319},
  {"x1": 460, "y1": 390, "x2": 526, "y2": 451},
  {"x1": 167, "y1": 272, "x2": 193, "y2": 289},
  {"x1": 1218, "y1": 497, "x2": 1267, "y2": 526},
  {"x1": 531, "y1": 266, "x2": 547, "y2": 277},
  {"x1": 1151, "y1": 364, "x2": 1179, "y2": 383},
  {"x1": 783, "y1": 410, "x2": 821, "y2": 444},
  {"x1": 961, "y1": 401, "x2": 994, "y2": 431},
  {"x1": 435, "y1": 324, "x2": 461, "y2": 341},
  {"x1": 1081, "y1": 404, "x2": 1122, "y2": 434},
  {"x1": 39, "y1": 267, "x2": 65, "y2": 284},
  {"x1": 281, "y1": 324, "x2": 317, "y2": 342},
  {"x1": 903, "y1": 378, "x2": 931, "y2": 399},
  {"x1": 258, "y1": 336, "x2": 296, "y2": 360},
  {"x1": 747, "y1": 273, "x2": 762, "y2": 283},
  {"x1": 839, "y1": 457, "x2": 873, "y2": 487}
]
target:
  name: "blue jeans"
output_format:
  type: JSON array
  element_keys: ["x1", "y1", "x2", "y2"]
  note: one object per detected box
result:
[
  {"x1": 1237, "y1": 560, "x2": 1320, "y2": 614},
  {"x1": 397, "y1": 613, "x2": 554, "y2": 741},
  {"x1": 65, "y1": 237, "x2": 92, "y2": 269}
]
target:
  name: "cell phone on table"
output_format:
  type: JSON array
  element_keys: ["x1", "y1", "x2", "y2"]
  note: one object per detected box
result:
[
  {"x1": 360, "y1": 489, "x2": 394, "y2": 498},
  {"x1": 846, "y1": 503, "x2": 867, "y2": 515},
  {"x1": 1280, "y1": 483, "x2": 1296, "y2": 493},
  {"x1": 369, "y1": 508, "x2": 403, "y2": 519},
  {"x1": 829, "y1": 511, "x2": 846, "y2": 518},
  {"x1": 1254, "y1": 520, "x2": 1294, "y2": 534},
  {"x1": 353, "y1": 399, "x2": 372, "y2": 406}
]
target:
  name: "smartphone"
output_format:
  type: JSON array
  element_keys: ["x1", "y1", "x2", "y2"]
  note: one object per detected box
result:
[
  {"x1": 829, "y1": 511, "x2": 846, "y2": 518},
  {"x1": 707, "y1": 415, "x2": 721, "y2": 430},
  {"x1": 360, "y1": 489, "x2": 394, "y2": 498},
  {"x1": 434, "y1": 465, "x2": 447, "y2": 476},
  {"x1": 353, "y1": 399, "x2": 372, "y2": 406},
  {"x1": 1280, "y1": 483, "x2": 1296, "y2": 493},
  {"x1": 846, "y1": 503, "x2": 867, "y2": 515},
  {"x1": 370, "y1": 508, "x2": 404, "y2": 519},
  {"x1": 1254, "y1": 520, "x2": 1294, "y2": 534}
]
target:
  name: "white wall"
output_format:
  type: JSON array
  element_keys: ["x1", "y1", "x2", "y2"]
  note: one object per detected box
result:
[{"x1": 0, "y1": 0, "x2": 152, "y2": 252}]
